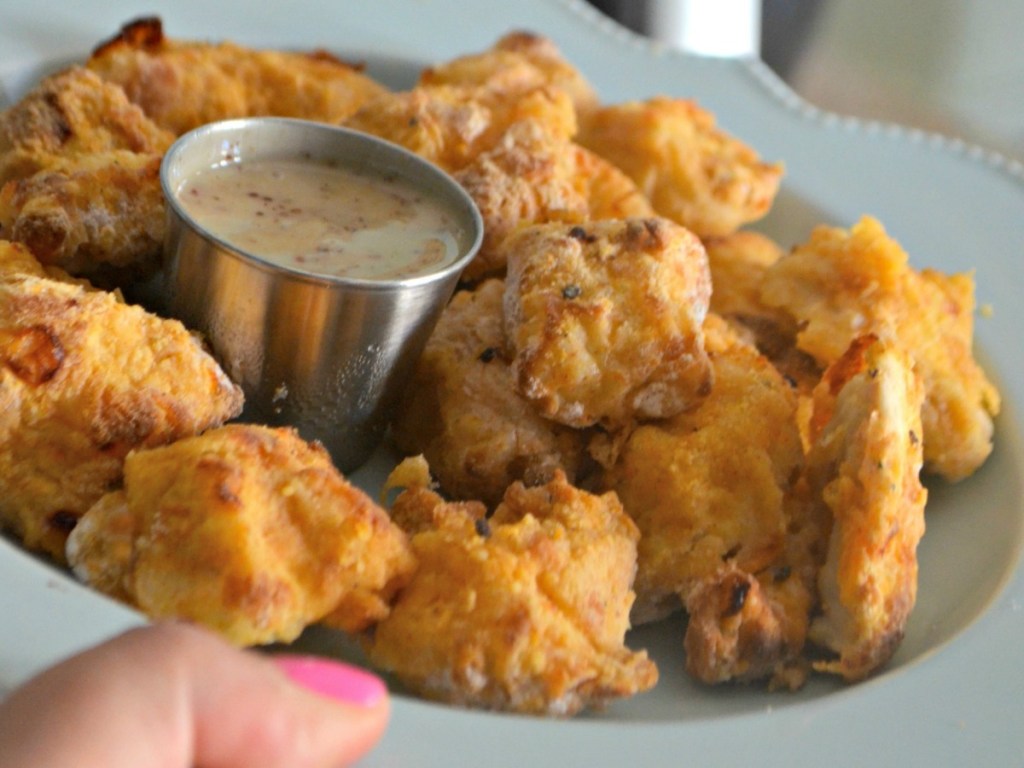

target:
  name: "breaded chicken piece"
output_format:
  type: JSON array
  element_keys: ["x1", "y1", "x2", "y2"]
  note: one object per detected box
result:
[
  {"x1": 602, "y1": 320, "x2": 805, "y2": 625},
  {"x1": 391, "y1": 278, "x2": 588, "y2": 509},
  {"x1": 0, "y1": 240, "x2": 243, "y2": 562},
  {"x1": 67, "y1": 424, "x2": 415, "y2": 646},
  {"x1": 0, "y1": 67, "x2": 173, "y2": 281},
  {"x1": 345, "y1": 82, "x2": 576, "y2": 174},
  {"x1": 86, "y1": 17, "x2": 387, "y2": 136},
  {"x1": 0, "y1": 66, "x2": 173, "y2": 186},
  {"x1": 418, "y1": 31, "x2": 599, "y2": 118},
  {"x1": 454, "y1": 119, "x2": 653, "y2": 281},
  {"x1": 577, "y1": 97, "x2": 783, "y2": 237},
  {"x1": 677, "y1": 317, "x2": 822, "y2": 689},
  {"x1": 760, "y1": 215, "x2": 1000, "y2": 481},
  {"x1": 368, "y1": 468, "x2": 657, "y2": 716},
  {"x1": 803, "y1": 335, "x2": 927, "y2": 681},
  {"x1": 0, "y1": 151, "x2": 166, "y2": 281},
  {"x1": 503, "y1": 218, "x2": 712, "y2": 428}
]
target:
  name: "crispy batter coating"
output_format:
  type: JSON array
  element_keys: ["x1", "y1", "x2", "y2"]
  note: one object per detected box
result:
[
  {"x1": 368, "y1": 469, "x2": 657, "y2": 715},
  {"x1": 683, "y1": 560, "x2": 813, "y2": 688},
  {"x1": 705, "y1": 230, "x2": 820, "y2": 395},
  {"x1": 0, "y1": 66, "x2": 172, "y2": 185},
  {"x1": 0, "y1": 240, "x2": 243, "y2": 561},
  {"x1": 503, "y1": 218, "x2": 712, "y2": 428},
  {"x1": 602, "y1": 324, "x2": 805, "y2": 625},
  {"x1": 577, "y1": 97, "x2": 783, "y2": 237},
  {"x1": 87, "y1": 17, "x2": 387, "y2": 135},
  {"x1": 345, "y1": 82, "x2": 576, "y2": 174},
  {"x1": 67, "y1": 424, "x2": 415, "y2": 646},
  {"x1": 760, "y1": 215, "x2": 1000, "y2": 481},
  {"x1": 391, "y1": 278, "x2": 588, "y2": 508},
  {"x1": 705, "y1": 230, "x2": 784, "y2": 319},
  {"x1": 454, "y1": 120, "x2": 653, "y2": 281},
  {"x1": 676, "y1": 322, "x2": 821, "y2": 688},
  {"x1": 418, "y1": 31, "x2": 600, "y2": 118},
  {"x1": 0, "y1": 151, "x2": 167, "y2": 281},
  {"x1": 803, "y1": 335, "x2": 927, "y2": 681},
  {"x1": 0, "y1": 67, "x2": 173, "y2": 280},
  {"x1": 383, "y1": 454, "x2": 489, "y2": 536}
]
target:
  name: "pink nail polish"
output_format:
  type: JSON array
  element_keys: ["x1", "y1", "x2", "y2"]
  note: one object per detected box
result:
[{"x1": 273, "y1": 655, "x2": 387, "y2": 708}]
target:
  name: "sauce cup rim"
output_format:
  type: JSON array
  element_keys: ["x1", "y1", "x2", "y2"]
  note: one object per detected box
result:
[{"x1": 159, "y1": 116, "x2": 484, "y2": 290}]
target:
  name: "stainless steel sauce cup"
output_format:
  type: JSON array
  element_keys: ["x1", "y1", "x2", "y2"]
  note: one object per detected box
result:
[{"x1": 160, "y1": 117, "x2": 483, "y2": 472}]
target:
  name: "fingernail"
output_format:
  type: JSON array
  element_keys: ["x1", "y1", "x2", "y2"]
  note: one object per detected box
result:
[{"x1": 273, "y1": 655, "x2": 387, "y2": 708}]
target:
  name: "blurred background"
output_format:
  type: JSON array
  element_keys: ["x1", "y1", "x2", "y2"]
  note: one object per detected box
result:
[{"x1": 586, "y1": 0, "x2": 1024, "y2": 162}]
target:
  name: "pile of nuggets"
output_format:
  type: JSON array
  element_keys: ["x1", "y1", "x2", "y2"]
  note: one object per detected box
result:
[{"x1": 0, "y1": 18, "x2": 1001, "y2": 715}]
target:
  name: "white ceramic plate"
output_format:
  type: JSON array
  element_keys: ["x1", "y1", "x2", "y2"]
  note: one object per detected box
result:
[{"x1": 2, "y1": 1, "x2": 1023, "y2": 765}]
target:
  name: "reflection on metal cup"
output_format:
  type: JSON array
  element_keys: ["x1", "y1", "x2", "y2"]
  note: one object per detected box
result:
[{"x1": 160, "y1": 117, "x2": 483, "y2": 472}]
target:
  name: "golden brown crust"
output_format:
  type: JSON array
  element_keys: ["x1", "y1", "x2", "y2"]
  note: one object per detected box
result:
[
  {"x1": 87, "y1": 17, "x2": 387, "y2": 135},
  {"x1": 0, "y1": 151, "x2": 167, "y2": 279},
  {"x1": 383, "y1": 454, "x2": 490, "y2": 536},
  {"x1": 578, "y1": 97, "x2": 783, "y2": 237},
  {"x1": 761, "y1": 215, "x2": 1000, "y2": 481},
  {"x1": 0, "y1": 66, "x2": 172, "y2": 186},
  {"x1": 683, "y1": 563, "x2": 811, "y2": 687},
  {"x1": 391, "y1": 279, "x2": 588, "y2": 508},
  {"x1": 368, "y1": 470, "x2": 657, "y2": 715},
  {"x1": 803, "y1": 335, "x2": 927, "y2": 681},
  {"x1": 67, "y1": 424, "x2": 415, "y2": 646},
  {"x1": 418, "y1": 31, "x2": 599, "y2": 118},
  {"x1": 453, "y1": 120, "x2": 652, "y2": 281},
  {"x1": 0, "y1": 67, "x2": 173, "y2": 280},
  {"x1": 0, "y1": 240, "x2": 243, "y2": 561},
  {"x1": 503, "y1": 218, "x2": 712, "y2": 428},
  {"x1": 602, "y1": 334, "x2": 805, "y2": 624},
  {"x1": 345, "y1": 81, "x2": 576, "y2": 174},
  {"x1": 704, "y1": 230, "x2": 821, "y2": 395}
]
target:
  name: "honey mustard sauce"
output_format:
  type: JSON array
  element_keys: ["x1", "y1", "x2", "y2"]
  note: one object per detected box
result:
[{"x1": 177, "y1": 156, "x2": 462, "y2": 280}]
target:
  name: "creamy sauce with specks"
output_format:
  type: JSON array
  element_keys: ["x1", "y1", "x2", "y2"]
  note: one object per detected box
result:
[{"x1": 177, "y1": 157, "x2": 462, "y2": 280}]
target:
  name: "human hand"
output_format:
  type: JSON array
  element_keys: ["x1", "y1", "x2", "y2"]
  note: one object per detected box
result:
[{"x1": 0, "y1": 622, "x2": 389, "y2": 767}]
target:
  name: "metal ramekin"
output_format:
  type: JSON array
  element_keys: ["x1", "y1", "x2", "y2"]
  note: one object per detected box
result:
[{"x1": 160, "y1": 117, "x2": 483, "y2": 472}]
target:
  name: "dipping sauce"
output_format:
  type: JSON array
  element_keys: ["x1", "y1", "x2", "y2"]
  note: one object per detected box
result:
[{"x1": 176, "y1": 156, "x2": 463, "y2": 280}]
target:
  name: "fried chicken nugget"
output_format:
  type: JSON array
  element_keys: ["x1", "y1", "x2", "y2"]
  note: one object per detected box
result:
[
  {"x1": 0, "y1": 66, "x2": 172, "y2": 185},
  {"x1": 577, "y1": 97, "x2": 783, "y2": 237},
  {"x1": 345, "y1": 81, "x2": 577, "y2": 174},
  {"x1": 803, "y1": 335, "x2": 927, "y2": 681},
  {"x1": 760, "y1": 215, "x2": 1000, "y2": 481},
  {"x1": 0, "y1": 67, "x2": 173, "y2": 280},
  {"x1": 454, "y1": 119, "x2": 653, "y2": 281},
  {"x1": 369, "y1": 468, "x2": 657, "y2": 716},
  {"x1": 0, "y1": 151, "x2": 166, "y2": 281},
  {"x1": 602, "y1": 317, "x2": 806, "y2": 625},
  {"x1": 391, "y1": 279, "x2": 588, "y2": 508},
  {"x1": 86, "y1": 17, "x2": 387, "y2": 135},
  {"x1": 67, "y1": 424, "x2": 415, "y2": 646},
  {"x1": 503, "y1": 218, "x2": 712, "y2": 428},
  {"x1": 0, "y1": 240, "x2": 243, "y2": 562},
  {"x1": 418, "y1": 31, "x2": 599, "y2": 118}
]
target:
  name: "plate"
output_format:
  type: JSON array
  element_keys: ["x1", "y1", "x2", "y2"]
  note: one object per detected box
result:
[{"x1": 2, "y1": 1, "x2": 1023, "y2": 765}]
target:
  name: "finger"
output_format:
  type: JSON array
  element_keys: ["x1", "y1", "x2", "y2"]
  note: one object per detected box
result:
[{"x1": 0, "y1": 623, "x2": 389, "y2": 768}]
